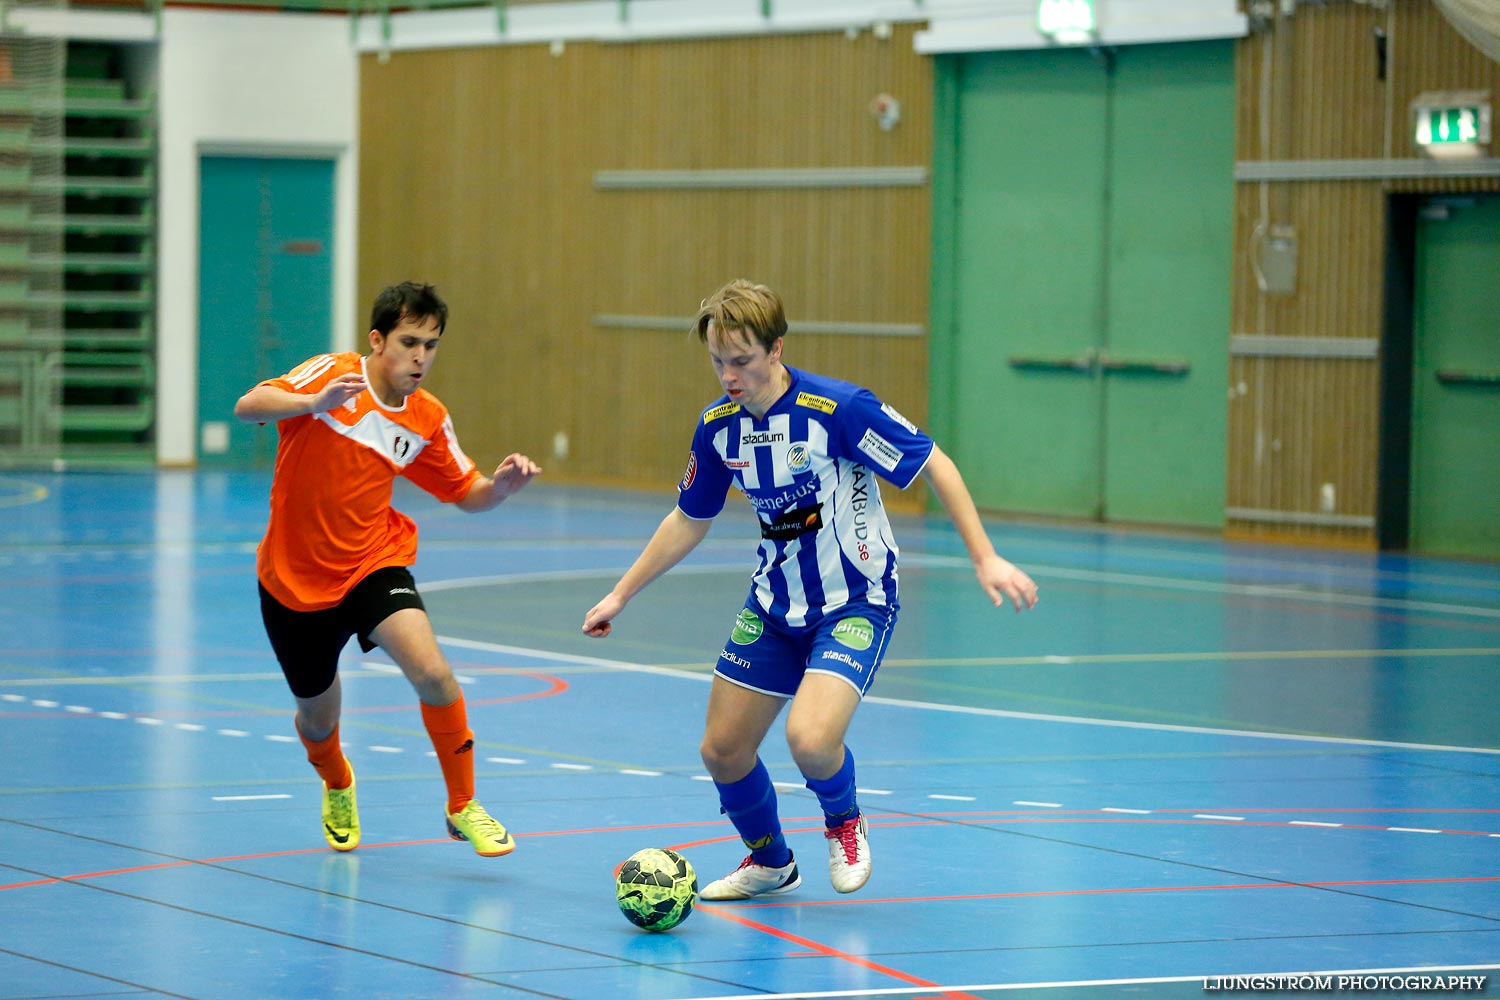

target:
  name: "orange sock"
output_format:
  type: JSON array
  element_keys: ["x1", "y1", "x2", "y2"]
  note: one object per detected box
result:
[
  {"x1": 296, "y1": 721, "x2": 352, "y2": 790},
  {"x1": 422, "y1": 695, "x2": 475, "y2": 815}
]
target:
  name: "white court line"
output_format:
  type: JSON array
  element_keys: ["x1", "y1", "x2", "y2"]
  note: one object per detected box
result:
[
  {"x1": 431, "y1": 634, "x2": 1500, "y2": 755},
  {"x1": 212, "y1": 794, "x2": 292, "y2": 802},
  {"x1": 428, "y1": 556, "x2": 1500, "y2": 619},
  {"x1": 663, "y1": 964, "x2": 1500, "y2": 1000}
]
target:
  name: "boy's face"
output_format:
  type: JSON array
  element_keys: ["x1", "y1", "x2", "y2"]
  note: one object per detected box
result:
[
  {"x1": 706, "y1": 322, "x2": 784, "y2": 418},
  {"x1": 368, "y1": 314, "x2": 443, "y2": 402}
]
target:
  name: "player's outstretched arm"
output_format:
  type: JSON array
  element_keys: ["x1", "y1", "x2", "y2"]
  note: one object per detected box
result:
[
  {"x1": 456, "y1": 453, "x2": 542, "y2": 512},
  {"x1": 920, "y1": 444, "x2": 1039, "y2": 612},
  {"x1": 582, "y1": 508, "x2": 712, "y2": 638},
  {"x1": 234, "y1": 373, "x2": 368, "y2": 424}
]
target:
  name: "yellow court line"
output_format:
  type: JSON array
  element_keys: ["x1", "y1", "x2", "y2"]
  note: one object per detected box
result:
[{"x1": 0, "y1": 477, "x2": 48, "y2": 509}]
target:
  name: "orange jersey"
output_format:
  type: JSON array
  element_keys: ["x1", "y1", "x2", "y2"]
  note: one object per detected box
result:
[{"x1": 255, "y1": 352, "x2": 481, "y2": 611}]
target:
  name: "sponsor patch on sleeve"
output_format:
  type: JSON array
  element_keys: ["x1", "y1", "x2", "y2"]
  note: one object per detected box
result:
[
  {"x1": 703, "y1": 402, "x2": 740, "y2": 424},
  {"x1": 795, "y1": 391, "x2": 837, "y2": 414},
  {"x1": 679, "y1": 451, "x2": 698, "y2": 491},
  {"x1": 880, "y1": 402, "x2": 918, "y2": 433},
  {"x1": 857, "y1": 429, "x2": 903, "y2": 472}
]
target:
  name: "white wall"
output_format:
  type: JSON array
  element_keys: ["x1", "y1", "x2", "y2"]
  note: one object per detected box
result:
[{"x1": 157, "y1": 9, "x2": 358, "y2": 466}]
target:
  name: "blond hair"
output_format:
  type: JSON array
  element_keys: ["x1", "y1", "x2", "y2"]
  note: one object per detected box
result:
[{"x1": 693, "y1": 279, "x2": 787, "y2": 352}]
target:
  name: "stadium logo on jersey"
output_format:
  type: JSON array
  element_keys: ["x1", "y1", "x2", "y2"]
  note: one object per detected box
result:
[
  {"x1": 720, "y1": 649, "x2": 753, "y2": 669},
  {"x1": 796, "y1": 391, "x2": 837, "y2": 414},
  {"x1": 730, "y1": 608, "x2": 764, "y2": 645},
  {"x1": 880, "y1": 402, "x2": 918, "y2": 433},
  {"x1": 856, "y1": 428, "x2": 902, "y2": 472},
  {"x1": 786, "y1": 443, "x2": 811, "y2": 473},
  {"x1": 831, "y1": 617, "x2": 875, "y2": 651},
  {"x1": 704, "y1": 402, "x2": 740, "y2": 424},
  {"x1": 820, "y1": 649, "x2": 865, "y2": 672},
  {"x1": 742, "y1": 430, "x2": 785, "y2": 446},
  {"x1": 392, "y1": 435, "x2": 412, "y2": 462},
  {"x1": 679, "y1": 451, "x2": 698, "y2": 491}
]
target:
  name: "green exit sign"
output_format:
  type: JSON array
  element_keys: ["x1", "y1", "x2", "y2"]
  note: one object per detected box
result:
[
  {"x1": 1412, "y1": 91, "x2": 1491, "y2": 158},
  {"x1": 1417, "y1": 107, "x2": 1481, "y2": 145}
]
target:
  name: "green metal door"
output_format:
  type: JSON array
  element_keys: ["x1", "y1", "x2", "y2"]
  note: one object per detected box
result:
[
  {"x1": 933, "y1": 42, "x2": 1232, "y2": 526},
  {"x1": 1410, "y1": 195, "x2": 1500, "y2": 558},
  {"x1": 942, "y1": 47, "x2": 1109, "y2": 518},
  {"x1": 1102, "y1": 43, "x2": 1232, "y2": 526},
  {"x1": 196, "y1": 156, "x2": 334, "y2": 467}
]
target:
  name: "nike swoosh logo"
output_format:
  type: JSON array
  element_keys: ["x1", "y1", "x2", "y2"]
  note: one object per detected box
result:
[{"x1": 325, "y1": 824, "x2": 351, "y2": 844}]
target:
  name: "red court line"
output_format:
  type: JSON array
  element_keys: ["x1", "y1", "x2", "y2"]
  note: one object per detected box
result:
[{"x1": 696, "y1": 904, "x2": 985, "y2": 1000}]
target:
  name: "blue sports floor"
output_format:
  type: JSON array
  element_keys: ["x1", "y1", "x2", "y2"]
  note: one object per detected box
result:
[{"x1": 2, "y1": 470, "x2": 1498, "y2": 1000}]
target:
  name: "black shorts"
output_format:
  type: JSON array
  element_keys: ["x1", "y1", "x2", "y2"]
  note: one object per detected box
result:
[{"x1": 259, "y1": 565, "x2": 427, "y2": 699}]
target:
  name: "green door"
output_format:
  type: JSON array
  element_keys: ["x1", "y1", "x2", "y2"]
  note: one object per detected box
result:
[
  {"x1": 1102, "y1": 43, "x2": 1233, "y2": 525},
  {"x1": 1410, "y1": 195, "x2": 1500, "y2": 557},
  {"x1": 943, "y1": 47, "x2": 1109, "y2": 518},
  {"x1": 197, "y1": 156, "x2": 335, "y2": 467},
  {"x1": 934, "y1": 42, "x2": 1232, "y2": 526}
]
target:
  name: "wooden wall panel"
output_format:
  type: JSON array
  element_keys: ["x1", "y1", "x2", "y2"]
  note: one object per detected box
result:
[
  {"x1": 1228, "y1": 0, "x2": 1500, "y2": 547},
  {"x1": 359, "y1": 28, "x2": 932, "y2": 508}
]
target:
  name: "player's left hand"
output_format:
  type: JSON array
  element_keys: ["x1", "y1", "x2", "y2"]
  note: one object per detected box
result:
[
  {"x1": 492, "y1": 453, "x2": 541, "y2": 498},
  {"x1": 977, "y1": 555, "x2": 1038, "y2": 612}
]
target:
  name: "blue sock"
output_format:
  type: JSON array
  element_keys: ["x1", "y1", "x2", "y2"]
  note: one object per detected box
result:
[
  {"x1": 805, "y1": 746, "x2": 859, "y2": 829},
  {"x1": 715, "y1": 757, "x2": 792, "y2": 868}
]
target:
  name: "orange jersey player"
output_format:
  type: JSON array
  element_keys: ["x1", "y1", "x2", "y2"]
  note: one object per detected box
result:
[{"x1": 236, "y1": 281, "x2": 540, "y2": 857}]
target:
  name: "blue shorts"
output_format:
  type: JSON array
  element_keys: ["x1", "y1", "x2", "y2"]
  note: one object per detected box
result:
[{"x1": 713, "y1": 598, "x2": 897, "y2": 699}]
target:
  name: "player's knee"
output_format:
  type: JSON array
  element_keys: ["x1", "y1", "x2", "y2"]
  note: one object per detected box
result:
[
  {"x1": 699, "y1": 736, "x2": 751, "y2": 780},
  {"x1": 785, "y1": 726, "x2": 840, "y2": 776},
  {"x1": 404, "y1": 662, "x2": 456, "y2": 702}
]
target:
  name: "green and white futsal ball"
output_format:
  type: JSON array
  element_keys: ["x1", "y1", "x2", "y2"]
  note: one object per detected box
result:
[{"x1": 615, "y1": 848, "x2": 697, "y2": 932}]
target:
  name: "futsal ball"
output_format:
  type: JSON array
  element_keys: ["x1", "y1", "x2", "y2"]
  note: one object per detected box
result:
[{"x1": 615, "y1": 848, "x2": 697, "y2": 932}]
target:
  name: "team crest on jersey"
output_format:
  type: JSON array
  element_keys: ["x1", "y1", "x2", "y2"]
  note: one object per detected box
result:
[
  {"x1": 679, "y1": 451, "x2": 698, "y2": 490},
  {"x1": 786, "y1": 443, "x2": 811, "y2": 473},
  {"x1": 392, "y1": 435, "x2": 412, "y2": 461}
]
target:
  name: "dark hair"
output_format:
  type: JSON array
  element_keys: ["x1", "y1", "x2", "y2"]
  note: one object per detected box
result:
[
  {"x1": 694, "y1": 279, "x2": 787, "y2": 352},
  {"x1": 370, "y1": 282, "x2": 448, "y2": 336}
]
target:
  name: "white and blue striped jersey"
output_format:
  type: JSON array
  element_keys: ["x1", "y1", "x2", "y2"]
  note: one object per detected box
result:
[{"x1": 677, "y1": 366, "x2": 934, "y2": 628}]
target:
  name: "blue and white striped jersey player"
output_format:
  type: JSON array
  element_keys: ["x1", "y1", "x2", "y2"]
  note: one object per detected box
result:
[{"x1": 582, "y1": 279, "x2": 1038, "y2": 900}]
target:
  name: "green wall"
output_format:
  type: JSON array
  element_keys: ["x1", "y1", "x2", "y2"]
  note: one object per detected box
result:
[{"x1": 931, "y1": 41, "x2": 1234, "y2": 527}]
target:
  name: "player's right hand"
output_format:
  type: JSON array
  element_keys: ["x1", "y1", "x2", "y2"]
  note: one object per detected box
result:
[
  {"x1": 582, "y1": 595, "x2": 623, "y2": 638},
  {"x1": 315, "y1": 372, "x2": 368, "y2": 412}
]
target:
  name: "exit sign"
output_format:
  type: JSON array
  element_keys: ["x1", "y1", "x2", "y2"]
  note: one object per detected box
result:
[
  {"x1": 1038, "y1": 0, "x2": 1097, "y2": 44},
  {"x1": 1412, "y1": 91, "x2": 1491, "y2": 158},
  {"x1": 1417, "y1": 106, "x2": 1481, "y2": 145}
]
